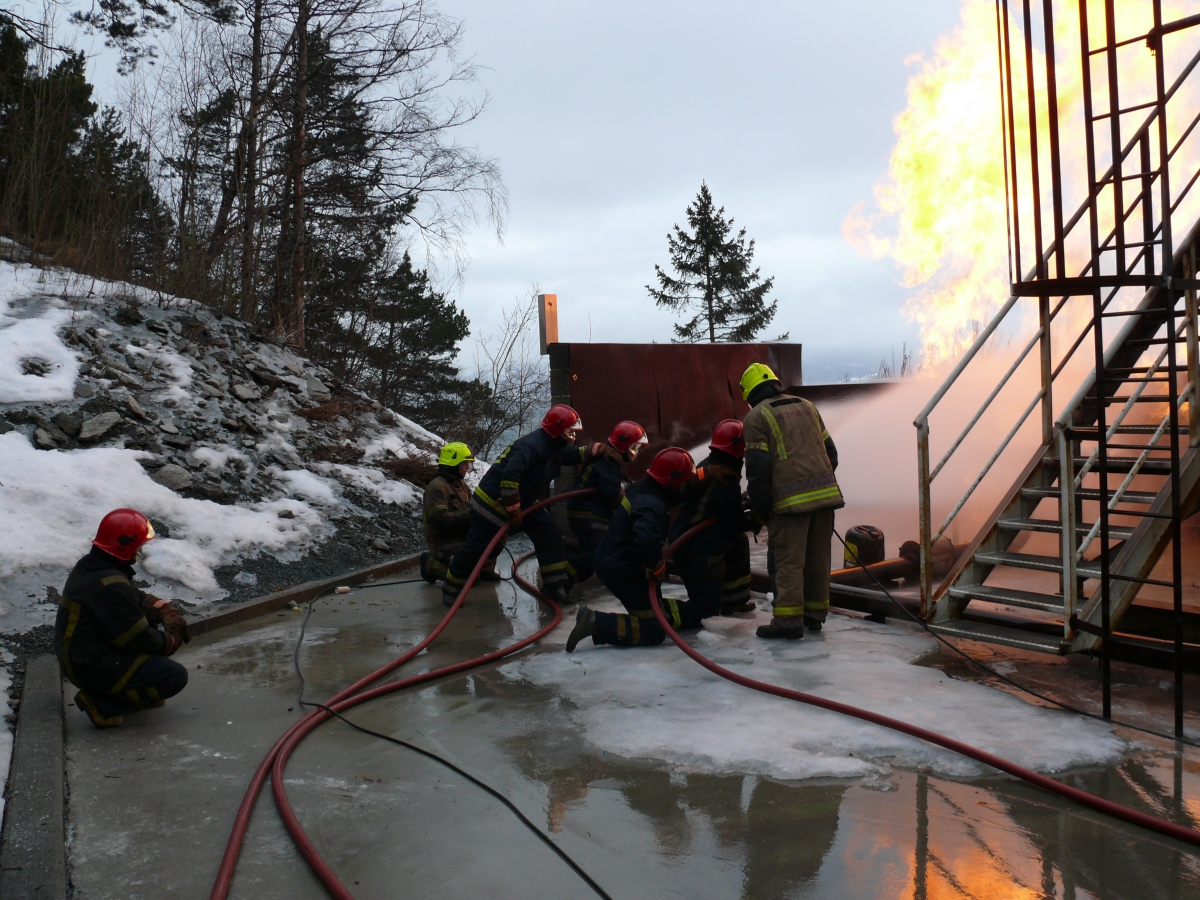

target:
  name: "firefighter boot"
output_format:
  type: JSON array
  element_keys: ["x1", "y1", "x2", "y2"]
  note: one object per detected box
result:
[
  {"x1": 566, "y1": 604, "x2": 596, "y2": 653},
  {"x1": 721, "y1": 599, "x2": 757, "y2": 615},
  {"x1": 75, "y1": 691, "x2": 122, "y2": 728},
  {"x1": 544, "y1": 583, "x2": 570, "y2": 606},
  {"x1": 803, "y1": 611, "x2": 827, "y2": 633},
  {"x1": 419, "y1": 552, "x2": 437, "y2": 584},
  {"x1": 442, "y1": 585, "x2": 461, "y2": 609},
  {"x1": 478, "y1": 558, "x2": 502, "y2": 582},
  {"x1": 756, "y1": 616, "x2": 804, "y2": 640}
]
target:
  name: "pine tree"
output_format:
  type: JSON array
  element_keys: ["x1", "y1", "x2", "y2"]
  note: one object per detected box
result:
[{"x1": 648, "y1": 182, "x2": 779, "y2": 343}]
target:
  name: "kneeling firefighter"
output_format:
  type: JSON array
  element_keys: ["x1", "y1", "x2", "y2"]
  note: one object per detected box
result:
[
  {"x1": 566, "y1": 420, "x2": 647, "y2": 584},
  {"x1": 444, "y1": 405, "x2": 620, "y2": 606},
  {"x1": 567, "y1": 447, "x2": 707, "y2": 651},
  {"x1": 741, "y1": 363, "x2": 843, "y2": 639},
  {"x1": 420, "y1": 442, "x2": 499, "y2": 584},
  {"x1": 56, "y1": 509, "x2": 190, "y2": 728},
  {"x1": 669, "y1": 419, "x2": 756, "y2": 618}
]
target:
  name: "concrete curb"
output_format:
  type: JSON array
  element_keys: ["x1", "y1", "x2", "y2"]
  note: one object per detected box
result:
[
  {"x1": 0, "y1": 655, "x2": 66, "y2": 900},
  {"x1": 188, "y1": 552, "x2": 423, "y2": 638}
]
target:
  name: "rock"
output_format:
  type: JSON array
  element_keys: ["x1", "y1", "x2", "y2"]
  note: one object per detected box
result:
[
  {"x1": 170, "y1": 322, "x2": 182, "y2": 335},
  {"x1": 115, "y1": 370, "x2": 144, "y2": 388},
  {"x1": 79, "y1": 411, "x2": 122, "y2": 442},
  {"x1": 34, "y1": 428, "x2": 60, "y2": 450},
  {"x1": 232, "y1": 571, "x2": 258, "y2": 586},
  {"x1": 74, "y1": 381, "x2": 95, "y2": 399},
  {"x1": 195, "y1": 483, "x2": 226, "y2": 502},
  {"x1": 125, "y1": 395, "x2": 147, "y2": 419},
  {"x1": 277, "y1": 509, "x2": 295, "y2": 519},
  {"x1": 184, "y1": 452, "x2": 203, "y2": 468},
  {"x1": 0, "y1": 420, "x2": 12, "y2": 434},
  {"x1": 305, "y1": 375, "x2": 331, "y2": 401},
  {"x1": 158, "y1": 420, "x2": 179, "y2": 434},
  {"x1": 284, "y1": 361, "x2": 304, "y2": 377},
  {"x1": 232, "y1": 383, "x2": 261, "y2": 401},
  {"x1": 137, "y1": 457, "x2": 167, "y2": 471},
  {"x1": 53, "y1": 412, "x2": 83, "y2": 437},
  {"x1": 151, "y1": 464, "x2": 193, "y2": 492},
  {"x1": 371, "y1": 538, "x2": 390, "y2": 552},
  {"x1": 161, "y1": 434, "x2": 193, "y2": 450}
]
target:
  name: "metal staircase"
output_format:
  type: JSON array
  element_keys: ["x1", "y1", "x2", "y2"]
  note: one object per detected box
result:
[{"x1": 914, "y1": 2, "x2": 1200, "y2": 734}]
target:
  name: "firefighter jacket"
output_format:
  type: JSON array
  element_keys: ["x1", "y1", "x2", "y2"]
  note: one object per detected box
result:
[
  {"x1": 56, "y1": 548, "x2": 175, "y2": 692},
  {"x1": 596, "y1": 476, "x2": 677, "y2": 575},
  {"x1": 423, "y1": 469, "x2": 471, "y2": 549},
  {"x1": 567, "y1": 455, "x2": 627, "y2": 530},
  {"x1": 474, "y1": 429, "x2": 588, "y2": 520},
  {"x1": 744, "y1": 391, "x2": 843, "y2": 518},
  {"x1": 669, "y1": 450, "x2": 752, "y2": 543}
]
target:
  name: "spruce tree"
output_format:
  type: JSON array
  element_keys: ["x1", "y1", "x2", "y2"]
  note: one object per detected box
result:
[{"x1": 647, "y1": 182, "x2": 779, "y2": 343}]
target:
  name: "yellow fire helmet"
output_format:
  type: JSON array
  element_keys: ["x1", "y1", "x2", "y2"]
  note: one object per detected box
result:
[
  {"x1": 437, "y1": 441, "x2": 475, "y2": 467},
  {"x1": 740, "y1": 362, "x2": 781, "y2": 401}
]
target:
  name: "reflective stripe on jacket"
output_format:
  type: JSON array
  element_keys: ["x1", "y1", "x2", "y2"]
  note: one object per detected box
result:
[{"x1": 743, "y1": 394, "x2": 843, "y2": 516}]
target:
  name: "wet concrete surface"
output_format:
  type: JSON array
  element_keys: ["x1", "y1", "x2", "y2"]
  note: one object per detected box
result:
[{"x1": 64, "y1": 564, "x2": 1200, "y2": 900}]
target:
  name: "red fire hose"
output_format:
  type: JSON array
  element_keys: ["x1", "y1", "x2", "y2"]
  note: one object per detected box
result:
[
  {"x1": 208, "y1": 489, "x2": 595, "y2": 900},
  {"x1": 650, "y1": 519, "x2": 1200, "y2": 848}
]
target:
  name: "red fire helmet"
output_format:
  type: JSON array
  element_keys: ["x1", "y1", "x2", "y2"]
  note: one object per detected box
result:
[
  {"x1": 709, "y1": 419, "x2": 745, "y2": 458},
  {"x1": 541, "y1": 404, "x2": 583, "y2": 439},
  {"x1": 646, "y1": 447, "x2": 696, "y2": 488},
  {"x1": 92, "y1": 508, "x2": 156, "y2": 562},
  {"x1": 608, "y1": 420, "x2": 648, "y2": 454}
]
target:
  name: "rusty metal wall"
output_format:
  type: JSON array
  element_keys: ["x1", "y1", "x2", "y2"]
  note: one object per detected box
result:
[{"x1": 551, "y1": 342, "x2": 802, "y2": 475}]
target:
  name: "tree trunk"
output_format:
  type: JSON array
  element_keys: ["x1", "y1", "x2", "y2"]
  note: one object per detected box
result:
[
  {"x1": 291, "y1": 0, "x2": 309, "y2": 351},
  {"x1": 239, "y1": 0, "x2": 263, "y2": 324}
]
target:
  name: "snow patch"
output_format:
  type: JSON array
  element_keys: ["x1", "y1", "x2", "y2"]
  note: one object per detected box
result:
[
  {"x1": 0, "y1": 268, "x2": 79, "y2": 403},
  {"x1": 510, "y1": 592, "x2": 1125, "y2": 781},
  {"x1": 328, "y1": 463, "x2": 416, "y2": 506},
  {"x1": 0, "y1": 432, "x2": 320, "y2": 599},
  {"x1": 275, "y1": 467, "x2": 341, "y2": 505}
]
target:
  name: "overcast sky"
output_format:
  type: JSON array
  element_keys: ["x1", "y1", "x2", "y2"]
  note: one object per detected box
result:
[
  {"x1": 439, "y1": 0, "x2": 965, "y2": 382},
  {"x1": 74, "y1": 0, "x2": 971, "y2": 383}
]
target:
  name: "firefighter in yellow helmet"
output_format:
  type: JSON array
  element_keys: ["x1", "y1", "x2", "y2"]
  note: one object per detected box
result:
[
  {"x1": 420, "y1": 442, "x2": 499, "y2": 584},
  {"x1": 740, "y1": 363, "x2": 843, "y2": 639}
]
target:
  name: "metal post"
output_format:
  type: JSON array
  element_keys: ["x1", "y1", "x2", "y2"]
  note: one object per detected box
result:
[
  {"x1": 917, "y1": 421, "x2": 933, "y2": 617},
  {"x1": 1058, "y1": 428, "x2": 1077, "y2": 639},
  {"x1": 1187, "y1": 244, "x2": 1199, "y2": 448},
  {"x1": 1040, "y1": 293, "x2": 1054, "y2": 443},
  {"x1": 1092, "y1": 286, "x2": 1111, "y2": 720}
]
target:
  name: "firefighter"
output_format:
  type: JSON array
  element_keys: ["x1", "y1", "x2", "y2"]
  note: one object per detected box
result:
[
  {"x1": 56, "y1": 509, "x2": 190, "y2": 728},
  {"x1": 669, "y1": 419, "x2": 757, "y2": 619},
  {"x1": 566, "y1": 420, "x2": 647, "y2": 584},
  {"x1": 420, "y1": 442, "x2": 499, "y2": 584},
  {"x1": 444, "y1": 405, "x2": 620, "y2": 606},
  {"x1": 741, "y1": 363, "x2": 843, "y2": 639},
  {"x1": 566, "y1": 447, "x2": 705, "y2": 650}
]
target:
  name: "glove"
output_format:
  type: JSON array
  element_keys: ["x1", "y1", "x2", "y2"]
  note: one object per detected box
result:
[
  {"x1": 697, "y1": 464, "x2": 737, "y2": 484},
  {"x1": 506, "y1": 505, "x2": 523, "y2": 530},
  {"x1": 141, "y1": 594, "x2": 170, "y2": 626},
  {"x1": 597, "y1": 444, "x2": 624, "y2": 464},
  {"x1": 161, "y1": 630, "x2": 182, "y2": 656},
  {"x1": 161, "y1": 605, "x2": 192, "y2": 644},
  {"x1": 646, "y1": 562, "x2": 666, "y2": 585}
]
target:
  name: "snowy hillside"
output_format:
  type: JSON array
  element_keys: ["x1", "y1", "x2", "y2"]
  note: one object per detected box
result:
[{"x1": 0, "y1": 256, "x2": 441, "y2": 632}]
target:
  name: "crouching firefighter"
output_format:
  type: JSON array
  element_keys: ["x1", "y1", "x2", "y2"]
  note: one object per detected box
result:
[
  {"x1": 567, "y1": 447, "x2": 707, "y2": 650},
  {"x1": 56, "y1": 509, "x2": 190, "y2": 728},
  {"x1": 669, "y1": 419, "x2": 756, "y2": 618},
  {"x1": 420, "y1": 442, "x2": 499, "y2": 584},
  {"x1": 566, "y1": 420, "x2": 647, "y2": 584},
  {"x1": 444, "y1": 405, "x2": 620, "y2": 607},
  {"x1": 741, "y1": 363, "x2": 843, "y2": 639}
]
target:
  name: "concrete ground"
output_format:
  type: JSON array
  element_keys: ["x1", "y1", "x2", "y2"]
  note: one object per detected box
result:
[{"x1": 64, "y1": 563, "x2": 1200, "y2": 900}]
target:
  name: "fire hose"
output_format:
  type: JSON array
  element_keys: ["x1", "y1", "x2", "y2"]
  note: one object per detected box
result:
[
  {"x1": 650, "y1": 518, "x2": 1200, "y2": 849},
  {"x1": 213, "y1": 491, "x2": 1200, "y2": 900},
  {"x1": 209, "y1": 489, "x2": 599, "y2": 900}
]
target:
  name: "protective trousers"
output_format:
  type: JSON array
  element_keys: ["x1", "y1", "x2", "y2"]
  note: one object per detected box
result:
[
  {"x1": 673, "y1": 531, "x2": 752, "y2": 619},
  {"x1": 566, "y1": 523, "x2": 605, "y2": 585},
  {"x1": 767, "y1": 508, "x2": 833, "y2": 622},
  {"x1": 74, "y1": 655, "x2": 188, "y2": 717},
  {"x1": 592, "y1": 563, "x2": 703, "y2": 647},
  {"x1": 425, "y1": 542, "x2": 496, "y2": 581},
  {"x1": 446, "y1": 508, "x2": 569, "y2": 597}
]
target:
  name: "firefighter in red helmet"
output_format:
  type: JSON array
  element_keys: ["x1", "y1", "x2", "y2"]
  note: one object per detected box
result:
[
  {"x1": 55, "y1": 509, "x2": 190, "y2": 728},
  {"x1": 443, "y1": 405, "x2": 622, "y2": 606},
  {"x1": 668, "y1": 419, "x2": 757, "y2": 618},
  {"x1": 566, "y1": 447, "x2": 709, "y2": 650},
  {"x1": 565, "y1": 420, "x2": 647, "y2": 584}
]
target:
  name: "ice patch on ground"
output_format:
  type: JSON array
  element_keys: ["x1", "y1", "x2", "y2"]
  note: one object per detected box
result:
[
  {"x1": 0, "y1": 431, "x2": 321, "y2": 599},
  {"x1": 327, "y1": 463, "x2": 416, "y2": 505},
  {"x1": 510, "y1": 591, "x2": 1125, "y2": 781}
]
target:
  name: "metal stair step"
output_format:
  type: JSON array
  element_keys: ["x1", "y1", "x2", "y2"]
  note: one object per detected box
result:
[
  {"x1": 973, "y1": 550, "x2": 1101, "y2": 579},
  {"x1": 995, "y1": 517, "x2": 1135, "y2": 540},
  {"x1": 1022, "y1": 486, "x2": 1159, "y2": 504},
  {"x1": 927, "y1": 619, "x2": 1066, "y2": 655},
  {"x1": 946, "y1": 584, "x2": 1065, "y2": 613},
  {"x1": 1045, "y1": 457, "x2": 1173, "y2": 475}
]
